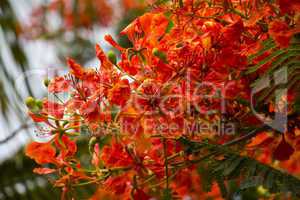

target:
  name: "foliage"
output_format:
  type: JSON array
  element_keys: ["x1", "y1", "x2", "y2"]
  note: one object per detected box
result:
[
  {"x1": 179, "y1": 137, "x2": 300, "y2": 198},
  {"x1": 0, "y1": 150, "x2": 61, "y2": 200},
  {"x1": 24, "y1": 0, "x2": 300, "y2": 199}
]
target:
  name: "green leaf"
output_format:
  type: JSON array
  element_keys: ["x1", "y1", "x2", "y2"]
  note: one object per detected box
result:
[
  {"x1": 155, "y1": 0, "x2": 170, "y2": 5},
  {"x1": 264, "y1": 171, "x2": 274, "y2": 189},
  {"x1": 248, "y1": 39, "x2": 275, "y2": 62},
  {"x1": 178, "y1": 137, "x2": 205, "y2": 154},
  {"x1": 223, "y1": 157, "x2": 244, "y2": 177},
  {"x1": 250, "y1": 60, "x2": 300, "y2": 88},
  {"x1": 165, "y1": 20, "x2": 174, "y2": 34},
  {"x1": 240, "y1": 176, "x2": 263, "y2": 190},
  {"x1": 97, "y1": 134, "x2": 112, "y2": 150},
  {"x1": 178, "y1": 137, "x2": 300, "y2": 197},
  {"x1": 216, "y1": 176, "x2": 228, "y2": 198},
  {"x1": 197, "y1": 165, "x2": 213, "y2": 192},
  {"x1": 246, "y1": 48, "x2": 286, "y2": 74},
  {"x1": 111, "y1": 105, "x2": 120, "y2": 121},
  {"x1": 293, "y1": 92, "x2": 300, "y2": 112},
  {"x1": 162, "y1": 188, "x2": 172, "y2": 200},
  {"x1": 265, "y1": 50, "x2": 300, "y2": 75},
  {"x1": 248, "y1": 162, "x2": 257, "y2": 177}
]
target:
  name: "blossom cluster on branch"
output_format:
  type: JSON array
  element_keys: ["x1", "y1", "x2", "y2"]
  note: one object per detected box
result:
[
  {"x1": 25, "y1": 0, "x2": 300, "y2": 199},
  {"x1": 23, "y1": 0, "x2": 145, "y2": 39}
]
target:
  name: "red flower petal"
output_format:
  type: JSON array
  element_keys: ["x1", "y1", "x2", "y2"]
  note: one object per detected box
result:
[
  {"x1": 278, "y1": 0, "x2": 300, "y2": 15},
  {"x1": 133, "y1": 189, "x2": 151, "y2": 200},
  {"x1": 273, "y1": 136, "x2": 295, "y2": 161},
  {"x1": 28, "y1": 111, "x2": 47, "y2": 122},
  {"x1": 247, "y1": 132, "x2": 272, "y2": 148},
  {"x1": 104, "y1": 35, "x2": 124, "y2": 51},
  {"x1": 269, "y1": 20, "x2": 292, "y2": 48},
  {"x1": 43, "y1": 100, "x2": 65, "y2": 119},
  {"x1": 33, "y1": 167, "x2": 56, "y2": 175},
  {"x1": 67, "y1": 58, "x2": 85, "y2": 79},
  {"x1": 48, "y1": 76, "x2": 71, "y2": 93},
  {"x1": 95, "y1": 44, "x2": 113, "y2": 69},
  {"x1": 55, "y1": 135, "x2": 77, "y2": 158},
  {"x1": 25, "y1": 142, "x2": 56, "y2": 164},
  {"x1": 108, "y1": 79, "x2": 131, "y2": 106}
]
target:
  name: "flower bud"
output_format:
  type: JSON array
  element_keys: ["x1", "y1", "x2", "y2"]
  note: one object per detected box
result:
[
  {"x1": 25, "y1": 96, "x2": 35, "y2": 109},
  {"x1": 257, "y1": 186, "x2": 269, "y2": 197},
  {"x1": 152, "y1": 48, "x2": 160, "y2": 57},
  {"x1": 152, "y1": 48, "x2": 167, "y2": 63},
  {"x1": 35, "y1": 99, "x2": 43, "y2": 109},
  {"x1": 107, "y1": 50, "x2": 117, "y2": 65},
  {"x1": 43, "y1": 78, "x2": 50, "y2": 87}
]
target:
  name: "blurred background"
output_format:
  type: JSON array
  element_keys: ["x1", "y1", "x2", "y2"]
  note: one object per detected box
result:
[{"x1": 0, "y1": 0, "x2": 145, "y2": 199}]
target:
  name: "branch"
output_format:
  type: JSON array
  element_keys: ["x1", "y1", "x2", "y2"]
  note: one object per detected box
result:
[
  {"x1": 224, "y1": 125, "x2": 269, "y2": 147},
  {"x1": 0, "y1": 123, "x2": 34, "y2": 145}
]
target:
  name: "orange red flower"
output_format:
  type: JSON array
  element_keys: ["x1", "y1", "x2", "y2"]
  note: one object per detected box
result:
[
  {"x1": 25, "y1": 0, "x2": 300, "y2": 199},
  {"x1": 25, "y1": 142, "x2": 56, "y2": 164}
]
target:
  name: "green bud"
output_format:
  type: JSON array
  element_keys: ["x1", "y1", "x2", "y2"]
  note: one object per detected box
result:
[
  {"x1": 152, "y1": 48, "x2": 160, "y2": 57},
  {"x1": 107, "y1": 50, "x2": 117, "y2": 65},
  {"x1": 43, "y1": 78, "x2": 50, "y2": 87},
  {"x1": 257, "y1": 186, "x2": 269, "y2": 197},
  {"x1": 152, "y1": 48, "x2": 167, "y2": 63},
  {"x1": 35, "y1": 99, "x2": 43, "y2": 109},
  {"x1": 25, "y1": 96, "x2": 35, "y2": 109}
]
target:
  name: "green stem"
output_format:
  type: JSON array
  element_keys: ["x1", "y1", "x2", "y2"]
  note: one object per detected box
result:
[{"x1": 162, "y1": 138, "x2": 169, "y2": 189}]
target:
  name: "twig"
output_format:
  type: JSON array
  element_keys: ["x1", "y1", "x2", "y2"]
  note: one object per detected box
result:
[
  {"x1": 223, "y1": 126, "x2": 268, "y2": 147},
  {"x1": 0, "y1": 123, "x2": 34, "y2": 144},
  {"x1": 162, "y1": 138, "x2": 169, "y2": 189}
]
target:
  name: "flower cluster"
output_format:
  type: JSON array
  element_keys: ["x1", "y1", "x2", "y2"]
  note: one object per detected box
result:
[
  {"x1": 25, "y1": 0, "x2": 300, "y2": 199},
  {"x1": 23, "y1": 0, "x2": 145, "y2": 39}
]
